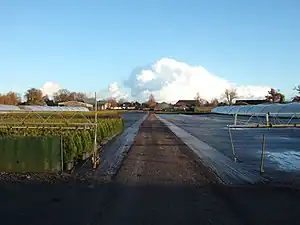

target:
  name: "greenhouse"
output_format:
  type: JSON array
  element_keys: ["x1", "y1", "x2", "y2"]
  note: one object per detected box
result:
[
  {"x1": 23, "y1": 106, "x2": 90, "y2": 112},
  {"x1": 212, "y1": 103, "x2": 300, "y2": 118},
  {"x1": 0, "y1": 105, "x2": 90, "y2": 112},
  {"x1": 0, "y1": 105, "x2": 21, "y2": 111}
]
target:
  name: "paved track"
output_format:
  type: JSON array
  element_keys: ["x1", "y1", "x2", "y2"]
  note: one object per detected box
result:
[{"x1": 122, "y1": 112, "x2": 146, "y2": 128}]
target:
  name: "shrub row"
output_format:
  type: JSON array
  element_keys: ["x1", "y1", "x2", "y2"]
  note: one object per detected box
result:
[
  {"x1": 0, "y1": 111, "x2": 121, "y2": 121},
  {"x1": 0, "y1": 118, "x2": 124, "y2": 165}
]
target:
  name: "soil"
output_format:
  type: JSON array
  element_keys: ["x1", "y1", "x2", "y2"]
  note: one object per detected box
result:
[{"x1": 1, "y1": 113, "x2": 300, "y2": 225}]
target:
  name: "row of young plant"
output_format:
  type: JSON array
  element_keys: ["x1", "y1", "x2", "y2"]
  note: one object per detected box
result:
[
  {"x1": 0, "y1": 118, "x2": 124, "y2": 168},
  {"x1": 0, "y1": 111, "x2": 121, "y2": 121}
]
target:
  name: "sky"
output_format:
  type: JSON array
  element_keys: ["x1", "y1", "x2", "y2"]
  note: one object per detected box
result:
[{"x1": 0, "y1": 0, "x2": 299, "y2": 102}]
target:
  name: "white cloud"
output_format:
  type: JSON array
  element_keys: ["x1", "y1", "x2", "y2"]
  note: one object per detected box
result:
[
  {"x1": 123, "y1": 58, "x2": 270, "y2": 103},
  {"x1": 92, "y1": 82, "x2": 128, "y2": 100},
  {"x1": 40, "y1": 82, "x2": 61, "y2": 97},
  {"x1": 40, "y1": 81, "x2": 128, "y2": 101},
  {"x1": 108, "y1": 82, "x2": 128, "y2": 99}
]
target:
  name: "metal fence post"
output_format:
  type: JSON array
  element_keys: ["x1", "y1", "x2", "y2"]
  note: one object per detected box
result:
[
  {"x1": 228, "y1": 127, "x2": 237, "y2": 162},
  {"x1": 266, "y1": 113, "x2": 270, "y2": 127},
  {"x1": 260, "y1": 134, "x2": 266, "y2": 174},
  {"x1": 234, "y1": 113, "x2": 238, "y2": 125}
]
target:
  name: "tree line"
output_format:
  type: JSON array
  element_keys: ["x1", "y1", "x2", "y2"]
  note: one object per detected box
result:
[
  {"x1": 194, "y1": 86, "x2": 300, "y2": 106},
  {"x1": 1, "y1": 86, "x2": 300, "y2": 107},
  {"x1": 0, "y1": 88, "x2": 89, "y2": 106}
]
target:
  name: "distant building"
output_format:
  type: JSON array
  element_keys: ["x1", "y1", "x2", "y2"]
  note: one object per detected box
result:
[
  {"x1": 97, "y1": 100, "x2": 111, "y2": 110},
  {"x1": 121, "y1": 102, "x2": 136, "y2": 110},
  {"x1": 235, "y1": 99, "x2": 268, "y2": 105},
  {"x1": 155, "y1": 102, "x2": 172, "y2": 111},
  {"x1": 175, "y1": 100, "x2": 197, "y2": 111}
]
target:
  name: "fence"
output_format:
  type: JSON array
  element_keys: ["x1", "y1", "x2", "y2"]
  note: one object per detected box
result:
[
  {"x1": 229, "y1": 113, "x2": 300, "y2": 128},
  {"x1": 0, "y1": 136, "x2": 62, "y2": 172},
  {"x1": 163, "y1": 113, "x2": 300, "y2": 180},
  {"x1": 227, "y1": 126, "x2": 300, "y2": 178}
]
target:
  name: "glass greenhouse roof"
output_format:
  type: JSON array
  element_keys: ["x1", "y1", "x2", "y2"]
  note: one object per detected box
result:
[
  {"x1": 0, "y1": 104, "x2": 21, "y2": 111},
  {"x1": 23, "y1": 106, "x2": 89, "y2": 112},
  {"x1": 212, "y1": 103, "x2": 300, "y2": 117}
]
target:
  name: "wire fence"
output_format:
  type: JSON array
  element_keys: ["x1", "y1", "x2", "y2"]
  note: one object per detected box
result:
[
  {"x1": 231, "y1": 113, "x2": 300, "y2": 127},
  {"x1": 160, "y1": 114, "x2": 300, "y2": 180},
  {"x1": 228, "y1": 127, "x2": 300, "y2": 174}
]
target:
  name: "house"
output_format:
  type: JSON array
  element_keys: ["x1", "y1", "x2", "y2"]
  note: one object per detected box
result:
[
  {"x1": 121, "y1": 102, "x2": 136, "y2": 110},
  {"x1": 155, "y1": 102, "x2": 172, "y2": 111},
  {"x1": 58, "y1": 101, "x2": 93, "y2": 110},
  {"x1": 175, "y1": 100, "x2": 197, "y2": 111},
  {"x1": 97, "y1": 100, "x2": 111, "y2": 110},
  {"x1": 235, "y1": 99, "x2": 268, "y2": 105}
]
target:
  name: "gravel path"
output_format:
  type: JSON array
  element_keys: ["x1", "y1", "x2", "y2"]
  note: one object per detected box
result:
[
  {"x1": 93, "y1": 114, "x2": 238, "y2": 225},
  {"x1": 1, "y1": 113, "x2": 300, "y2": 225},
  {"x1": 93, "y1": 114, "x2": 300, "y2": 225}
]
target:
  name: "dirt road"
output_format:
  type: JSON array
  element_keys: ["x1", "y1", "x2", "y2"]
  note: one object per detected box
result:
[{"x1": 1, "y1": 114, "x2": 300, "y2": 225}]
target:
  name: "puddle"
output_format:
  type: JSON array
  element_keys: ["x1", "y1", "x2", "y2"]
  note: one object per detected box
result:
[{"x1": 263, "y1": 151, "x2": 300, "y2": 171}]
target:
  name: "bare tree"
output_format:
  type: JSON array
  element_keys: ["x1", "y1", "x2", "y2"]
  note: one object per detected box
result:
[
  {"x1": 69, "y1": 92, "x2": 87, "y2": 102},
  {"x1": 148, "y1": 94, "x2": 157, "y2": 109},
  {"x1": 266, "y1": 88, "x2": 285, "y2": 103},
  {"x1": 107, "y1": 97, "x2": 118, "y2": 108},
  {"x1": 53, "y1": 89, "x2": 87, "y2": 103},
  {"x1": 224, "y1": 88, "x2": 238, "y2": 105},
  {"x1": 210, "y1": 98, "x2": 219, "y2": 107},
  {"x1": 24, "y1": 88, "x2": 45, "y2": 105},
  {"x1": 194, "y1": 92, "x2": 207, "y2": 106},
  {"x1": 53, "y1": 89, "x2": 71, "y2": 103},
  {"x1": 204, "y1": 98, "x2": 219, "y2": 107},
  {"x1": 292, "y1": 85, "x2": 300, "y2": 102}
]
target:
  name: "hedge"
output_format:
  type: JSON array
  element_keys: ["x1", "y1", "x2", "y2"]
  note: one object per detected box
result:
[{"x1": 0, "y1": 118, "x2": 124, "y2": 164}]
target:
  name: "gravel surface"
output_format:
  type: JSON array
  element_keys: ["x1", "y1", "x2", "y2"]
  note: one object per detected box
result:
[{"x1": 1, "y1": 113, "x2": 300, "y2": 225}]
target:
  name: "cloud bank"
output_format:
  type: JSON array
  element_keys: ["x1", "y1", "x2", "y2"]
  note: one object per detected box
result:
[
  {"x1": 107, "y1": 82, "x2": 128, "y2": 99},
  {"x1": 41, "y1": 58, "x2": 270, "y2": 103},
  {"x1": 40, "y1": 82, "x2": 61, "y2": 97},
  {"x1": 124, "y1": 58, "x2": 270, "y2": 103}
]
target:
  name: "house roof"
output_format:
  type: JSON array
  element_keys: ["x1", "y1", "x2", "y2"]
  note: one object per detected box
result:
[{"x1": 175, "y1": 100, "x2": 197, "y2": 106}]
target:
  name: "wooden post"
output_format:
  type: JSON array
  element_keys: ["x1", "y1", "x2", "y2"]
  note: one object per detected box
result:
[
  {"x1": 60, "y1": 136, "x2": 64, "y2": 172},
  {"x1": 260, "y1": 134, "x2": 266, "y2": 174},
  {"x1": 92, "y1": 92, "x2": 98, "y2": 170}
]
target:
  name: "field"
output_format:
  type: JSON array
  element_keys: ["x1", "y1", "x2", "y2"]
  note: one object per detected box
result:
[
  {"x1": 0, "y1": 111, "x2": 124, "y2": 171},
  {"x1": 158, "y1": 113, "x2": 300, "y2": 184}
]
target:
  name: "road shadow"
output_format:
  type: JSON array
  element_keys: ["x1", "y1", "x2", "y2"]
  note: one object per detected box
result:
[
  {"x1": 92, "y1": 181, "x2": 300, "y2": 225},
  {"x1": 0, "y1": 179, "x2": 300, "y2": 225}
]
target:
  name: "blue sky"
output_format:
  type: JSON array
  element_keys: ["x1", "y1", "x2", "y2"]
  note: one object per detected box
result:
[{"x1": 0, "y1": 0, "x2": 299, "y2": 100}]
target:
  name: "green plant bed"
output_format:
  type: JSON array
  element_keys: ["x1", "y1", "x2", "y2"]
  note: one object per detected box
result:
[{"x1": 0, "y1": 118, "x2": 124, "y2": 169}]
